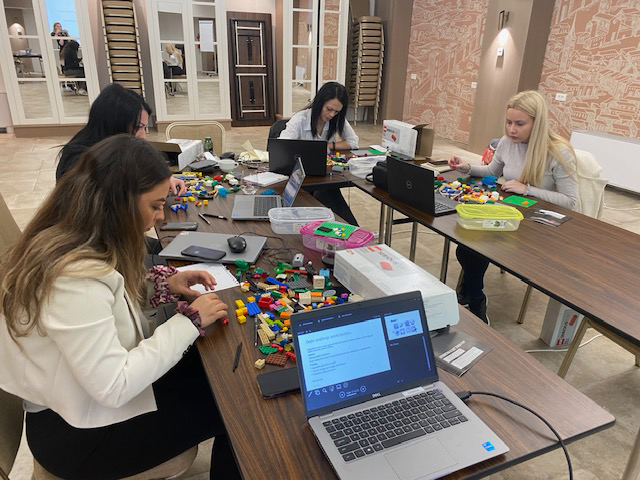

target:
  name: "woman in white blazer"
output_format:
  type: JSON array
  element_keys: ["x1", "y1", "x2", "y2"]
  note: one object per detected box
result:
[{"x1": 0, "y1": 135, "x2": 240, "y2": 480}]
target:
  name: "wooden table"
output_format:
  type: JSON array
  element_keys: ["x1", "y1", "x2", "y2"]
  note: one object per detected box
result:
[{"x1": 157, "y1": 185, "x2": 615, "y2": 479}]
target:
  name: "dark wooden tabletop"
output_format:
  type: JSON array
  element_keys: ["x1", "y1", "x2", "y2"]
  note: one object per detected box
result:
[
  {"x1": 157, "y1": 183, "x2": 615, "y2": 479},
  {"x1": 349, "y1": 174, "x2": 640, "y2": 348}
]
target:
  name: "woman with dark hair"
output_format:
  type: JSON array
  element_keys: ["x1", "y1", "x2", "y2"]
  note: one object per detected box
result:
[
  {"x1": 61, "y1": 40, "x2": 86, "y2": 95},
  {"x1": 279, "y1": 82, "x2": 359, "y2": 224},
  {"x1": 0, "y1": 135, "x2": 240, "y2": 480},
  {"x1": 56, "y1": 84, "x2": 186, "y2": 196}
]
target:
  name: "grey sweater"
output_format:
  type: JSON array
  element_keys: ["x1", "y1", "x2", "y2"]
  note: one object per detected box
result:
[{"x1": 467, "y1": 136, "x2": 578, "y2": 209}]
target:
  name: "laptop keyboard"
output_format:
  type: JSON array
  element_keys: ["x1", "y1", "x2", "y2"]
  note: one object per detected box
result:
[
  {"x1": 322, "y1": 389, "x2": 468, "y2": 462},
  {"x1": 434, "y1": 200, "x2": 455, "y2": 213},
  {"x1": 253, "y1": 196, "x2": 278, "y2": 216}
]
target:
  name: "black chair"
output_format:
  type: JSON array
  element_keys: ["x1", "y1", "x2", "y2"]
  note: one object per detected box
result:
[{"x1": 268, "y1": 119, "x2": 289, "y2": 139}]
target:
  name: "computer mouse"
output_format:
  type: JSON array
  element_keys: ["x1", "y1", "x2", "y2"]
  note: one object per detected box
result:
[
  {"x1": 227, "y1": 235, "x2": 247, "y2": 253},
  {"x1": 220, "y1": 152, "x2": 236, "y2": 160}
]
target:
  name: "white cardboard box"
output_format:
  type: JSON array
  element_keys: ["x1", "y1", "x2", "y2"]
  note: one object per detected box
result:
[
  {"x1": 540, "y1": 298, "x2": 584, "y2": 347},
  {"x1": 334, "y1": 244, "x2": 459, "y2": 330}
]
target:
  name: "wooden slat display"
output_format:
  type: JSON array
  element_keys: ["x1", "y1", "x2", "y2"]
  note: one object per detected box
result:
[
  {"x1": 348, "y1": 16, "x2": 383, "y2": 125},
  {"x1": 100, "y1": 0, "x2": 145, "y2": 96}
]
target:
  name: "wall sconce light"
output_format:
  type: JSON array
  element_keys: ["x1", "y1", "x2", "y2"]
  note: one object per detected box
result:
[{"x1": 498, "y1": 10, "x2": 510, "y2": 31}]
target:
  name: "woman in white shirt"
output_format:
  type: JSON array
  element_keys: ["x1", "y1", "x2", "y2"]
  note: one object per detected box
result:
[
  {"x1": 279, "y1": 82, "x2": 360, "y2": 225},
  {"x1": 448, "y1": 90, "x2": 578, "y2": 323},
  {"x1": 0, "y1": 135, "x2": 240, "y2": 480}
]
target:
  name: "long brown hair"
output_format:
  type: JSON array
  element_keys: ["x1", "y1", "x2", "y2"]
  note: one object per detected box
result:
[{"x1": 1, "y1": 135, "x2": 171, "y2": 339}]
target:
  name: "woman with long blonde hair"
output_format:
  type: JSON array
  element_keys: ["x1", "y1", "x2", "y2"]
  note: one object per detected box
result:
[
  {"x1": 448, "y1": 90, "x2": 578, "y2": 323},
  {"x1": 0, "y1": 135, "x2": 240, "y2": 480}
]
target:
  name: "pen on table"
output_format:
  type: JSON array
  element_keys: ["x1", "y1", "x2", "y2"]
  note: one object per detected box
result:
[
  {"x1": 254, "y1": 317, "x2": 259, "y2": 347},
  {"x1": 197, "y1": 213, "x2": 211, "y2": 225},
  {"x1": 203, "y1": 213, "x2": 228, "y2": 220},
  {"x1": 232, "y1": 342, "x2": 243, "y2": 372}
]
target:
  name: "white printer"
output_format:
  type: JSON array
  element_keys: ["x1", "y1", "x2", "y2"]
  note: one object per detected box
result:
[{"x1": 334, "y1": 244, "x2": 459, "y2": 330}]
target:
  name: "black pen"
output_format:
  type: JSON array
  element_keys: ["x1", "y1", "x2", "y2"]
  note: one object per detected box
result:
[
  {"x1": 254, "y1": 317, "x2": 259, "y2": 347},
  {"x1": 203, "y1": 213, "x2": 228, "y2": 220},
  {"x1": 232, "y1": 342, "x2": 243, "y2": 372},
  {"x1": 198, "y1": 213, "x2": 211, "y2": 225}
]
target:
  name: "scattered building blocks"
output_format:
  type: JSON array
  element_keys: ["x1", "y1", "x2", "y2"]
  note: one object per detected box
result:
[
  {"x1": 265, "y1": 353, "x2": 288, "y2": 366},
  {"x1": 254, "y1": 359, "x2": 266, "y2": 369}
]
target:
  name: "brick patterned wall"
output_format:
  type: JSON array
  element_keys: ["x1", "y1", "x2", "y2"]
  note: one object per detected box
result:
[
  {"x1": 539, "y1": 0, "x2": 640, "y2": 139},
  {"x1": 402, "y1": 0, "x2": 488, "y2": 144}
]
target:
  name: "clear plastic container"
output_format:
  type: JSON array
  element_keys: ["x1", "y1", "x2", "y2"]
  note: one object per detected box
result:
[
  {"x1": 456, "y1": 204, "x2": 524, "y2": 231},
  {"x1": 300, "y1": 221, "x2": 375, "y2": 259},
  {"x1": 268, "y1": 207, "x2": 334, "y2": 234}
]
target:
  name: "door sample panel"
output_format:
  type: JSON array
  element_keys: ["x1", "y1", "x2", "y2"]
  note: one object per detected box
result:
[{"x1": 227, "y1": 12, "x2": 275, "y2": 126}]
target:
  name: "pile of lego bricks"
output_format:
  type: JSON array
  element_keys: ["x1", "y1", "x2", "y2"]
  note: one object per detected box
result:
[
  {"x1": 170, "y1": 171, "x2": 241, "y2": 208},
  {"x1": 230, "y1": 260, "x2": 362, "y2": 369},
  {"x1": 435, "y1": 176, "x2": 503, "y2": 205}
]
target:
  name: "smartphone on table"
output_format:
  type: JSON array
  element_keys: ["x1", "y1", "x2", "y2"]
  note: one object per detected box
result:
[
  {"x1": 159, "y1": 222, "x2": 198, "y2": 231},
  {"x1": 257, "y1": 367, "x2": 300, "y2": 399},
  {"x1": 180, "y1": 245, "x2": 226, "y2": 262}
]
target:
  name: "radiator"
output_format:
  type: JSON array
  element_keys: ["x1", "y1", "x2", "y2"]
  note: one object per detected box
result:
[{"x1": 570, "y1": 130, "x2": 640, "y2": 194}]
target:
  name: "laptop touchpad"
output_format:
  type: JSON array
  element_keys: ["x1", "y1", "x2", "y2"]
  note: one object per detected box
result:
[{"x1": 385, "y1": 438, "x2": 457, "y2": 480}]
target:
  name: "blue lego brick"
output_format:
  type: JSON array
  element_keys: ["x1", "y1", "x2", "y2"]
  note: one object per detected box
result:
[{"x1": 246, "y1": 302, "x2": 260, "y2": 317}]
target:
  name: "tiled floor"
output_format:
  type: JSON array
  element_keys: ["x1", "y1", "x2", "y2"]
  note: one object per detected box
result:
[{"x1": 1, "y1": 125, "x2": 639, "y2": 479}]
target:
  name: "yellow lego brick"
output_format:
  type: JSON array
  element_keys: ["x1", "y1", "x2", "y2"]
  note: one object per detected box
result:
[
  {"x1": 237, "y1": 315, "x2": 246, "y2": 324},
  {"x1": 247, "y1": 296, "x2": 255, "y2": 303},
  {"x1": 235, "y1": 300, "x2": 245, "y2": 308},
  {"x1": 203, "y1": 200, "x2": 208, "y2": 206}
]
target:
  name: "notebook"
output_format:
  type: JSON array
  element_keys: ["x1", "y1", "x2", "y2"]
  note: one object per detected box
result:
[
  {"x1": 387, "y1": 158, "x2": 458, "y2": 216},
  {"x1": 231, "y1": 158, "x2": 306, "y2": 220},
  {"x1": 291, "y1": 291, "x2": 508, "y2": 480}
]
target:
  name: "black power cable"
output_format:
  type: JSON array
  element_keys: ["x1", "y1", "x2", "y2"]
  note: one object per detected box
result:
[{"x1": 456, "y1": 390, "x2": 573, "y2": 480}]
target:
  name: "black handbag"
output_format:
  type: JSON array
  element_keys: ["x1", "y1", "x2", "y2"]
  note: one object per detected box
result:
[{"x1": 366, "y1": 160, "x2": 388, "y2": 191}]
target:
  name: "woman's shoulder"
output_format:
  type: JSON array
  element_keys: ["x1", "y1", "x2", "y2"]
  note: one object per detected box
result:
[
  {"x1": 58, "y1": 260, "x2": 121, "y2": 287},
  {"x1": 289, "y1": 109, "x2": 310, "y2": 122}
]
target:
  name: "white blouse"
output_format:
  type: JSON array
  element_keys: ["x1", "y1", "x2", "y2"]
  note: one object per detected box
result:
[{"x1": 279, "y1": 108, "x2": 359, "y2": 149}]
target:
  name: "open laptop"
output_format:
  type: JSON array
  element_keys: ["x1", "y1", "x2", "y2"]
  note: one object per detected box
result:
[
  {"x1": 291, "y1": 291, "x2": 508, "y2": 480},
  {"x1": 268, "y1": 138, "x2": 327, "y2": 176},
  {"x1": 387, "y1": 157, "x2": 458, "y2": 216},
  {"x1": 231, "y1": 157, "x2": 306, "y2": 220}
]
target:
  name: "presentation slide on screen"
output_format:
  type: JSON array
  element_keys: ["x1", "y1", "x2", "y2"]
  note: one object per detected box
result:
[
  {"x1": 384, "y1": 310, "x2": 423, "y2": 341},
  {"x1": 298, "y1": 318, "x2": 391, "y2": 391}
]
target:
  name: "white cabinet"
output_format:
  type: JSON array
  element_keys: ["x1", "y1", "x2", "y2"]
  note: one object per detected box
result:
[
  {"x1": 282, "y1": 0, "x2": 348, "y2": 117},
  {"x1": 0, "y1": 0, "x2": 99, "y2": 125},
  {"x1": 146, "y1": 0, "x2": 230, "y2": 122}
]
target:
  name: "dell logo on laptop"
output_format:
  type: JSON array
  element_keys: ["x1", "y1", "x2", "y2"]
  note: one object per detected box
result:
[
  {"x1": 406, "y1": 180, "x2": 413, "y2": 189},
  {"x1": 372, "y1": 392, "x2": 381, "y2": 398}
]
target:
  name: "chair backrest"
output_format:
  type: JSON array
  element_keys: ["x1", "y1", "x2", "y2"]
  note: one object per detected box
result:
[
  {"x1": 166, "y1": 121, "x2": 226, "y2": 155},
  {"x1": 268, "y1": 119, "x2": 289, "y2": 139},
  {"x1": 573, "y1": 148, "x2": 608, "y2": 219},
  {"x1": 0, "y1": 389, "x2": 24, "y2": 480},
  {"x1": 0, "y1": 192, "x2": 21, "y2": 255}
]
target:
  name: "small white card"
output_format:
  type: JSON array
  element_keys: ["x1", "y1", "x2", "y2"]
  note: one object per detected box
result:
[{"x1": 176, "y1": 263, "x2": 239, "y2": 294}]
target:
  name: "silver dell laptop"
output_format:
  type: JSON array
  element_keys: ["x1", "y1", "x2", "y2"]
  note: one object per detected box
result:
[
  {"x1": 231, "y1": 158, "x2": 306, "y2": 220},
  {"x1": 291, "y1": 291, "x2": 508, "y2": 480}
]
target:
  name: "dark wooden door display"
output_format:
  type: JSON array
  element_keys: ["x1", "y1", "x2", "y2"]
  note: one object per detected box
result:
[{"x1": 227, "y1": 12, "x2": 275, "y2": 126}]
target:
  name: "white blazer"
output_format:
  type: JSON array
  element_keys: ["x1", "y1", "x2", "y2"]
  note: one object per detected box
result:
[{"x1": 0, "y1": 263, "x2": 199, "y2": 428}]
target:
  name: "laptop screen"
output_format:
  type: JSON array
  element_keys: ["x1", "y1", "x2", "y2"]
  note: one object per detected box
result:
[
  {"x1": 281, "y1": 157, "x2": 306, "y2": 207},
  {"x1": 292, "y1": 291, "x2": 439, "y2": 418}
]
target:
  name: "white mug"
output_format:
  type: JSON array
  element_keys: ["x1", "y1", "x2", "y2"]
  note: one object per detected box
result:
[{"x1": 217, "y1": 159, "x2": 238, "y2": 173}]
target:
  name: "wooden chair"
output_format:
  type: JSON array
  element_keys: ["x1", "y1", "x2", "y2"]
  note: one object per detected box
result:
[
  {"x1": 0, "y1": 388, "x2": 198, "y2": 480},
  {"x1": 166, "y1": 121, "x2": 226, "y2": 155},
  {"x1": 0, "y1": 191, "x2": 21, "y2": 255}
]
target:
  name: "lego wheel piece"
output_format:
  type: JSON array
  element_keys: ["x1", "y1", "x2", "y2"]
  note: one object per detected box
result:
[{"x1": 265, "y1": 353, "x2": 288, "y2": 367}]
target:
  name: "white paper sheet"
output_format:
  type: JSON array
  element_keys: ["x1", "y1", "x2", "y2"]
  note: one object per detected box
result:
[{"x1": 176, "y1": 263, "x2": 239, "y2": 295}]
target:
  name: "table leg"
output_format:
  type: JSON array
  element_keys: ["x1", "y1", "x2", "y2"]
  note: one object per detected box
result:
[
  {"x1": 517, "y1": 285, "x2": 533, "y2": 324},
  {"x1": 378, "y1": 203, "x2": 386, "y2": 245},
  {"x1": 622, "y1": 426, "x2": 640, "y2": 480},
  {"x1": 384, "y1": 207, "x2": 393, "y2": 246},
  {"x1": 439, "y1": 238, "x2": 451, "y2": 283},
  {"x1": 409, "y1": 222, "x2": 418, "y2": 261},
  {"x1": 557, "y1": 317, "x2": 590, "y2": 378}
]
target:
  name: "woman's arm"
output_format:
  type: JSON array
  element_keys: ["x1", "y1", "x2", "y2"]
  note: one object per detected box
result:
[
  {"x1": 468, "y1": 137, "x2": 507, "y2": 178},
  {"x1": 527, "y1": 151, "x2": 578, "y2": 209},
  {"x1": 43, "y1": 276, "x2": 199, "y2": 409},
  {"x1": 337, "y1": 120, "x2": 359, "y2": 149}
]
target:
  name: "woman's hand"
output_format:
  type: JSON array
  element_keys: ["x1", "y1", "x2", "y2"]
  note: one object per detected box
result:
[
  {"x1": 448, "y1": 156, "x2": 470, "y2": 171},
  {"x1": 502, "y1": 180, "x2": 528, "y2": 195},
  {"x1": 169, "y1": 176, "x2": 187, "y2": 196},
  {"x1": 167, "y1": 270, "x2": 216, "y2": 301},
  {"x1": 189, "y1": 294, "x2": 228, "y2": 328}
]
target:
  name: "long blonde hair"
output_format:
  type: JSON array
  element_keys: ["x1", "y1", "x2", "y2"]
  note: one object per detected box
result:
[
  {"x1": 506, "y1": 90, "x2": 576, "y2": 187},
  {"x1": 164, "y1": 43, "x2": 183, "y2": 67},
  {"x1": 0, "y1": 135, "x2": 171, "y2": 340}
]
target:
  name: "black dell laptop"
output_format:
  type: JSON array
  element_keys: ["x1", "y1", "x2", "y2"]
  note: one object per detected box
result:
[
  {"x1": 268, "y1": 138, "x2": 327, "y2": 176},
  {"x1": 387, "y1": 157, "x2": 457, "y2": 216}
]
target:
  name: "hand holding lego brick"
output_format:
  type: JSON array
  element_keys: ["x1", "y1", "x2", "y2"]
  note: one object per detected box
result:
[
  {"x1": 189, "y1": 294, "x2": 228, "y2": 328},
  {"x1": 167, "y1": 270, "x2": 217, "y2": 300},
  {"x1": 169, "y1": 176, "x2": 188, "y2": 196}
]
